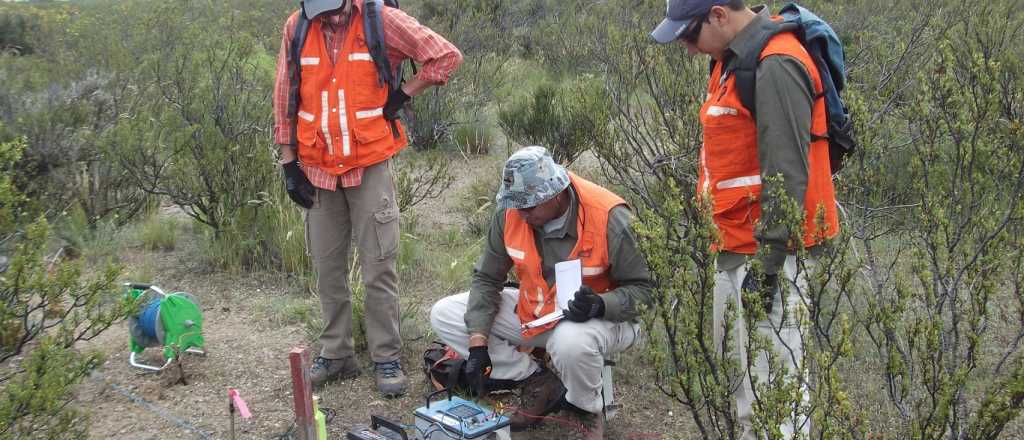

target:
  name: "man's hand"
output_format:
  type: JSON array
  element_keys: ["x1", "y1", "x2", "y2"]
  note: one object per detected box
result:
[
  {"x1": 282, "y1": 160, "x2": 315, "y2": 209},
  {"x1": 741, "y1": 268, "x2": 779, "y2": 314},
  {"x1": 464, "y1": 346, "x2": 492, "y2": 397},
  {"x1": 564, "y1": 286, "x2": 605, "y2": 322},
  {"x1": 383, "y1": 86, "x2": 410, "y2": 121}
]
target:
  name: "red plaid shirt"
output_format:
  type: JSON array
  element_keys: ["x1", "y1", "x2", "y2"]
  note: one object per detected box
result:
[{"x1": 273, "y1": 1, "x2": 462, "y2": 189}]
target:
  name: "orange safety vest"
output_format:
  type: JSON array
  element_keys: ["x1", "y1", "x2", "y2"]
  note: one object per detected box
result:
[
  {"x1": 503, "y1": 172, "x2": 626, "y2": 339},
  {"x1": 698, "y1": 31, "x2": 839, "y2": 254},
  {"x1": 295, "y1": 9, "x2": 407, "y2": 176}
]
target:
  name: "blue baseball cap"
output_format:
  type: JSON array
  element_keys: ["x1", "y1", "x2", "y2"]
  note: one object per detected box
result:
[{"x1": 650, "y1": 0, "x2": 731, "y2": 44}]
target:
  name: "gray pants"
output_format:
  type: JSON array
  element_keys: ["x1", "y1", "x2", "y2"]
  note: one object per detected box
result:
[
  {"x1": 305, "y1": 160, "x2": 401, "y2": 363},
  {"x1": 714, "y1": 256, "x2": 812, "y2": 439},
  {"x1": 430, "y1": 288, "x2": 639, "y2": 414}
]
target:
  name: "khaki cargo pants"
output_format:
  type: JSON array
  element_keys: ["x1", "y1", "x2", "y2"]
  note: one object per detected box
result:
[
  {"x1": 714, "y1": 255, "x2": 813, "y2": 439},
  {"x1": 305, "y1": 160, "x2": 401, "y2": 363}
]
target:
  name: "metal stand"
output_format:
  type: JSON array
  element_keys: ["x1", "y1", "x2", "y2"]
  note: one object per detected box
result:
[{"x1": 129, "y1": 347, "x2": 206, "y2": 372}]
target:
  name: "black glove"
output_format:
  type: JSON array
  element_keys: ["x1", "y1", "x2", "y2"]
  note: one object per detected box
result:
[
  {"x1": 382, "y1": 87, "x2": 410, "y2": 121},
  {"x1": 564, "y1": 286, "x2": 605, "y2": 322},
  {"x1": 741, "y1": 268, "x2": 779, "y2": 314},
  {"x1": 282, "y1": 160, "x2": 315, "y2": 209},
  {"x1": 464, "y1": 346, "x2": 492, "y2": 397}
]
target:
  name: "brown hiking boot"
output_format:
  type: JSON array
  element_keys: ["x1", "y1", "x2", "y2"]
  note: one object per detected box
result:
[
  {"x1": 509, "y1": 367, "x2": 566, "y2": 432},
  {"x1": 374, "y1": 360, "x2": 408, "y2": 398},
  {"x1": 575, "y1": 409, "x2": 605, "y2": 440},
  {"x1": 310, "y1": 356, "x2": 360, "y2": 389}
]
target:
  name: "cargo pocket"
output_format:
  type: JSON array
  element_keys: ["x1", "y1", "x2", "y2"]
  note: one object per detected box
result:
[
  {"x1": 373, "y1": 201, "x2": 399, "y2": 261},
  {"x1": 714, "y1": 189, "x2": 757, "y2": 228},
  {"x1": 353, "y1": 113, "x2": 390, "y2": 145}
]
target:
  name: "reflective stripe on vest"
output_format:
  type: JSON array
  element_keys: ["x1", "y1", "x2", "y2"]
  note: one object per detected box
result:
[
  {"x1": 295, "y1": 12, "x2": 407, "y2": 175},
  {"x1": 503, "y1": 172, "x2": 626, "y2": 339},
  {"x1": 698, "y1": 31, "x2": 839, "y2": 254}
]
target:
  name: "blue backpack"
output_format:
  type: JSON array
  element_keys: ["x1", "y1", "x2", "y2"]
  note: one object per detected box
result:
[{"x1": 729, "y1": 4, "x2": 857, "y2": 174}]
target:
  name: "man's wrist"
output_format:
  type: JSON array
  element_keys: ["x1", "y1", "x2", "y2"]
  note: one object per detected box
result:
[
  {"x1": 278, "y1": 143, "x2": 297, "y2": 164},
  {"x1": 468, "y1": 333, "x2": 488, "y2": 348}
]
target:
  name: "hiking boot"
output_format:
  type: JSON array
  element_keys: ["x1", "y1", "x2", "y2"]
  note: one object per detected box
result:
[
  {"x1": 575, "y1": 409, "x2": 605, "y2": 440},
  {"x1": 509, "y1": 367, "x2": 566, "y2": 432},
  {"x1": 374, "y1": 360, "x2": 408, "y2": 397},
  {"x1": 310, "y1": 356, "x2": 360, "y2": 389}
]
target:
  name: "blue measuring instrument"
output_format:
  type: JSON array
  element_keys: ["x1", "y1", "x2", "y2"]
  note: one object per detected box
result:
[{"x1": 413, "y1": 389, "x2": 511, "y2": 439}]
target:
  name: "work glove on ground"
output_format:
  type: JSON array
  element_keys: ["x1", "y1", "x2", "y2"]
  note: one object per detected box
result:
[
  {"x1": 282, "y1": 160, "x2": 315, "y2": 209},
  {"x1": 464, "y1": 346, "x2": 492, "y2": 397},
  {"x1": 383, "y1": 87, "x2": 410, "y2": 121},
  {"x1": 564, "y1": 286, "x2": 605, "y2": 322},
  {"x1": 741, "y1": 268, "x2": 780, "y2": 314}
]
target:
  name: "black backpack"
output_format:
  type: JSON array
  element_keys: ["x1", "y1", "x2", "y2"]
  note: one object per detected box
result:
[
  {"x1": 285, "y1": 0, "x2": 410, "y2": 145},
  {"x1": 723, "y1": 4, "x2": 857, "y2": 174},
  {"x1": 422, "y1": 341, "x2": 468, "y2": 392}
]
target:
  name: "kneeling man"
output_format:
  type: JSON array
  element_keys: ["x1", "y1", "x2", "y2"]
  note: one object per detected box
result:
[{"x1": 430, "y1": 146, "x2": 652, "y2": 440}]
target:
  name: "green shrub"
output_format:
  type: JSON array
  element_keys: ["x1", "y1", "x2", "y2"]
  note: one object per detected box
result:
[
  {"x1": 108, "y1": 1, "x2": 278, "y2": 271},
  {"x1": 0, "y1": 339, "x2": 103, "y2": 438},
  {"x1": 0, "y1": 138, "x2": 130, "y2": 439},
  {"x1": 0, "y1": 9, "x2": 39, "y2": 56},
  {"x1": 394, "y1": 149, "x2": 453, "y2": 212},
  {"x1": 137, "y1": 215, "x2": 178, "y2": 251},
  {"x1": 497, "y1": 77, "x2": 610, "y2": 164},
  {"x1": 401, "y1": 0, "x2": 516, "y2": 152}
]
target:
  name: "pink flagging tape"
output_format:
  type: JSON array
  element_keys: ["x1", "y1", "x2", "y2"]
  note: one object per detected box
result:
[{"x1": 228, "y1": 388, "x2": 252, "y2": 419}]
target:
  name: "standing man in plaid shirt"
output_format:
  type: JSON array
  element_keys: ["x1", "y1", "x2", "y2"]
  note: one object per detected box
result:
[{"x1": 272, "y1": 0, "x2": 462, "y2": 397}]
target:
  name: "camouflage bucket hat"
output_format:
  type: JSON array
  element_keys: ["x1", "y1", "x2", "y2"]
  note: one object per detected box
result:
[{"x1": 495, "y1": 146, "x2": 571, "y2": 210}]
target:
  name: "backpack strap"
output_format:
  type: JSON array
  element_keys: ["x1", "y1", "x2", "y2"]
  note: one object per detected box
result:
[
  {"x1": 363, "y1": 0, "x2": 405, "y2": 139},
  {"x1": 379, "y1": 0, "x2": 416, "y2": 79},
  {"x1": 286, "y1": 4, "x2": 312, "y2": 147},
  {"x1": 730, "y1": 18, "x2": 788, "y2": 118},
  {"x1": 362, "y1": 0, "x2": 395, "y2": 90}
]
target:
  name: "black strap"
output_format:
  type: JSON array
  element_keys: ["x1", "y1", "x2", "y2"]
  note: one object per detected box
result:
[
  {"x1": 730, "y1": 19, "x2": 786, "y2": 118},
  {"x1": 363, "y1": 0, "x2": 395, "y2": 89},
  {"x1": 286, "y1": 5, "x2": 311, "y2": 147},
  {"x1": 363, "y1": 0, "x2": 404, "y2": 139}
]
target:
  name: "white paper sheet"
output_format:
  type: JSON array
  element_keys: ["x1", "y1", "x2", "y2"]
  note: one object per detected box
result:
[
  {"x1": 522, "y1": 259, "x2": 582, "y2": 330},
  {"x1": 554, "y1": 259, "x2": 582, "y2": 309}
]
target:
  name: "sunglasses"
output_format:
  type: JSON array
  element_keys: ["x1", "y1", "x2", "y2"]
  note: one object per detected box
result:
[{"x1": 680, "y1": 13, "x2": 709, "y2": 44}]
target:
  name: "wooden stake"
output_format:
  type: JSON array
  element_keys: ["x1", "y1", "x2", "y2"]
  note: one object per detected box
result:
[{"x1": 289, "y1": 346, "x2": 316, "y2": 440}]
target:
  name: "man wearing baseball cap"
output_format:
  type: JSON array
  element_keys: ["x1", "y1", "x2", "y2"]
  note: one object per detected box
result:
[
  {"x1": 651, "y1": 0, "x2": 839, "y2": 438},
  {"x1": 429, "y1": 146, "x2": 653, "y2": 439}
]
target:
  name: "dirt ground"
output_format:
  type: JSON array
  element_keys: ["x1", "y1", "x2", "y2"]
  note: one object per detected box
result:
[{"x1": 75, "y1": 155, "x2": 695, "y2": 440}]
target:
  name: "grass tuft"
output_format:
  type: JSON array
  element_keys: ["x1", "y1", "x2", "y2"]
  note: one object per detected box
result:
[{"x1": 138, "y1": 215, "x2": 178, "y2": 251}]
